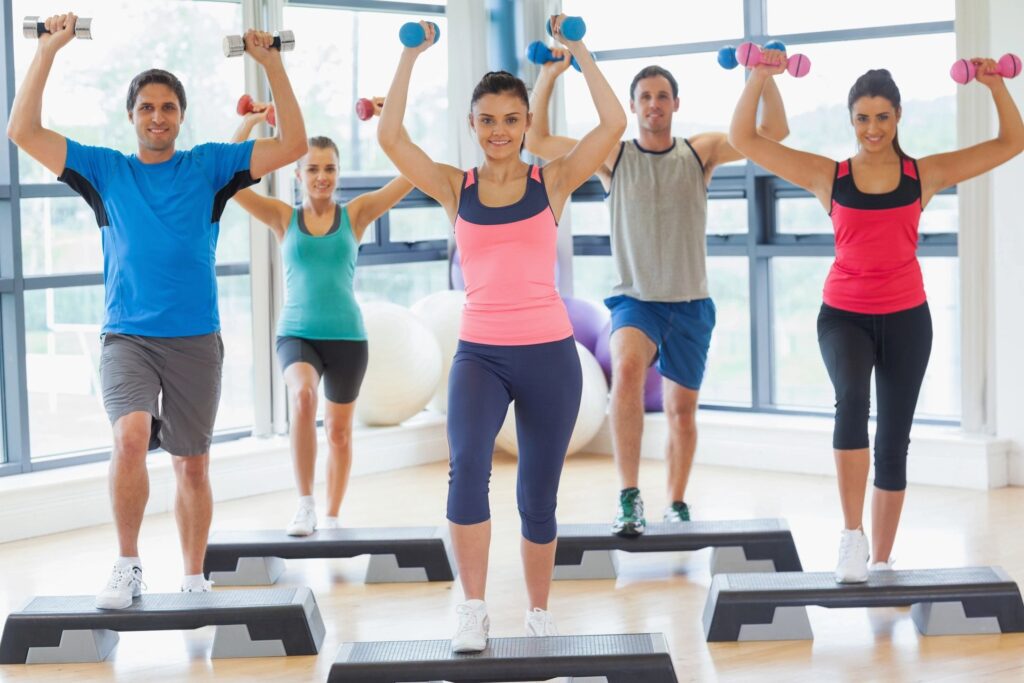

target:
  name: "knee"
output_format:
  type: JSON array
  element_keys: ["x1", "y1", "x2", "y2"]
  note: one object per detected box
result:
[
  {"x1": 174, "y1": 457, "x2": 209, "y2": 487},
  {"x1": 113, "y1": 422, "x2": 150, "y2": 460},
  {"x1": 612, "y1": 356, "x2": 648, "y2": 391},
  {"x1": 834, "y1": 385, "x2": 870, "y2": 416},
  {"x1": 519, "y1": 503, "x2": 558, "y2": 544},
  {"x1": 447, "y1": 463, "x2": 491, "y2": 525},
  {"x1": 873, "y1": 455, "x2": 907, "y2": 491},
  {"x1": 665, "y1": 400, "x2": 697, "y2": 436},
  {"x1": 289, "y1": 384, "x2": 318, "y2": 416},
  {"x1": 325, "y1": 421, "x2": 352, "y2": 451}
]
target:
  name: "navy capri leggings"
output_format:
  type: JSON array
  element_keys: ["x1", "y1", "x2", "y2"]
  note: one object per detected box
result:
[
  {"x1": 817, "y1": 302, "x2": 932, "y2": 491},
  {"x1": 446, "y1": 335, "x2": 582, "y2": 544}
]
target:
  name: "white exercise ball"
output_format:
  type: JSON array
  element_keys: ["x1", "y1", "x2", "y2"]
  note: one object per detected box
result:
[
  {"x1": 410, "y1": 289, "x2": 466, "y2": 414},
  {"x1": 356, "y1": 302, "x2": 442, "y2": 426},
  {"x1": 495, "y1": 342, "x2": 609, "y2": 456}
]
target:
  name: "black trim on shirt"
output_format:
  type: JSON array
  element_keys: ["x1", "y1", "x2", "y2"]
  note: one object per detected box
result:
[
  {"x1": 58, "y1": 168, "x2": 109, "y2": 228},
  {"x1": 632, "y1": 139, "x2": 676, "y2": 155},
  {"x1": 211, "y1": 170, "x2": 259, "y2": 224},
  {"x1": 682, "y1": 138, "x2": 705, "y2": 172},
  {"x1": 834, "y1": 157, "x2": 921, "y2": 210},
  {"x1": 298, "y1": 204, "x2": 341, "y2": 236}
]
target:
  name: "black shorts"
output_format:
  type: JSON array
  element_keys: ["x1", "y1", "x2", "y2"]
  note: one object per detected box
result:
[{"x1": 275, "y1": 336, "x2": 369, "y2": 405}]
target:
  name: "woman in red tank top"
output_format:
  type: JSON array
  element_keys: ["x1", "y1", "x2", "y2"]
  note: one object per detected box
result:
[
  {"x1": 729, "y1": 57, "x2": 1023, "y2": 583},
  {"x1": 377, "y1": 16, "x2": 626, "y2": 651}
]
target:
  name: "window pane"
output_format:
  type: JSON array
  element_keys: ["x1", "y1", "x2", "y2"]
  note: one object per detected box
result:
[
  {"x1": 354, "y1": 261, "x2": 449, "y2": 307},
  {"x1": 20, "y1": 198, "x2": 103, "y2": 276},
  {"x1": 767, "y1": 0, "x2": 953, "y2": 34},
  {"x1": 565, "y1": 53, "x2": 745, "y2": 146},
  {"x1": 570, "y1": 200, "x2": 609, "y2": 236},
  {"x1": 283, "y1": 6, "x2": 449, "y2": 173},
  {"x1": 563, "y1": 0, "x2": 743, "y2": 52},
  {"x1": 703, "y1": 257, "x2": 751, "y2": 405},
  {"x1": 217, "y1": 200, "x2": 251, "y2": 263},
  {"x1": 13, "y1": 0, "x2": 244, "y2": 184},
  {"x1": 774, "y1": 34, "x2": 956, "y2": 161},
  {"x1": 216, "y1": 275, "x2": 254, "y2": 432},
  {"x1": 708, "y1": 198, "x2": 747, "y2": 235},
  {"x1": 389, "y1": 206, "x2": 450, "y2": 242},
  {"x1": 25, "y1": 286, "x2": 109, "y2": 459},
  {"x1": 771, "y1": 257, "x2": 961, "y2": 419},
  {"x1": 777, "y1": 193, "x2": 959, "y2": 235},
  {"x1": 920, "y1": 194, "x2": 958, "y2": 234},
  {"x1": 572, "y1": 254, "x2": 617, "y2": 302}
]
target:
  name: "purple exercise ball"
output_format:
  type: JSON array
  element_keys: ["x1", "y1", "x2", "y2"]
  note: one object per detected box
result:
[
  {"x1": 562, "y1": 296, "x2": 609, "y2": 355},
  {"x1": 593, "y1": 319, "x2": 664, "y2": 413}
]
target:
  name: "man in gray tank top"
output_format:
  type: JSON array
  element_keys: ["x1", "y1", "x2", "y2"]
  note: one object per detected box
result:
[{"x1": 527, "y1": 51, "x2": 788, "y2": 535}]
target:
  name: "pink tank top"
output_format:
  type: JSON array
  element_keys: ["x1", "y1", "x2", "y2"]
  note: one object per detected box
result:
[
  {"x1": 454, "y1": 165, "x2": 572, "y2": 345},
  {"x1": 823, "y1": 157, "x2": 927, "y2": 314}
]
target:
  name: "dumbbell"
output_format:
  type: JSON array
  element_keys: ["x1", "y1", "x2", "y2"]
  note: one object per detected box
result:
[
  {"x1": 223, "y1": 30, "x2": 295, "y2": 58},
  {"x1": 526, "y1": 41, "x2": 582, "y2": 72},
  {"x1": 718, "y1": 40, "x2": 786, "y2": 69},
  {"x1": 546, "y1": 15, "x2": 586, "y2": 41},
  {"x1": 399, "y1": 22, "x2": 441, "y2": 48},
  {"x1": 23, "y1": 15, "x2": 92, "y2": 40},
  {"x1": 734, "y1": 41, "x2": 811, "y2": 78},
  {"x1": 355, "y1": 97, "x2": 384, "y2": 121},
  {"x1": 950, "y1": 53, "x2": 1022, "y2": 84},
  {"x1": 237, "y1": 94, "x2": 276, "y2": 127}
]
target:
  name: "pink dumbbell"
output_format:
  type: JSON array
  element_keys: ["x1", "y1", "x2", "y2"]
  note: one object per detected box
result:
[
  {"x1": 237, "y1": 94, "x2": 276, "y2": 127},
  {"x1": 736, "y1": 41, "x2": 811, "y2": 78},
  {"x1": 355, "y1": 97, "x2": 383, "y2": 121},
  {"x1": 950, "y1": 53, "x2": 1022, "y2": 84}
]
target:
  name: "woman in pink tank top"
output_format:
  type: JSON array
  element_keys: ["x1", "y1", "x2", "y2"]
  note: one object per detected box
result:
[
  {"x1": 378, "y1": 16, "x2": 626, "y2": 651},
  {"x1": 730, "y1": 57, "x2": 1023, "y2": 583}
]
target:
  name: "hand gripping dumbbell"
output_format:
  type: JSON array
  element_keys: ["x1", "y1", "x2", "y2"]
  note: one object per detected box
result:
[
  {"x1": 526, "y1": 41, "x2": 582, "y2": 73},
  {"x1": 223, "y1": 30, "x2": 296, "y2": 58},
  {"x1": 546, "y1": 16, "x2": 586, "y2": 41},
  {"x1": 237, "y1": 94, "x2": 276, "y2": 127},
  {"x1": 399, "y1": 22, "x2": 441, "y2": 48},
  {"x1": 721, "y1": 41, "x2": 811, "y2": 78},
  {"x1": 950, "y1": 53, "x2": 1022, "y2": 84},
  {"x1": 355, "y1": 97, "x2": 384, "y2": 121},
  {"x1": 718, "y1": 40, "x2": 786, "y2": 69},
  {"x1": 23, "y1": 15, "x2": 92, "y2": 40}
]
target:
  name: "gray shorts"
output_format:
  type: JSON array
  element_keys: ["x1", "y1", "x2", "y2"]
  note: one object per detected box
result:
[{"x1": 100, "y1": 332, "x2": 224, "y2": 456}]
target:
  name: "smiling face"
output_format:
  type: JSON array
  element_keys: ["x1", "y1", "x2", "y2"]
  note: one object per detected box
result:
[
  {"x1": 468, "y1": 91, "x2": 531, "y2": 161},
  {"x1": 631, "y1": 75, "x2": 679, "y2": 134},
  {"x1": 850, "y1": 96, "x2": 901, "y2": 154},
  {"x1": 297, "y1": 145, "x2": 339, "y2": 201},
  {"x1": 128, "y1": 83, "x2": 182, "y2": 153}
]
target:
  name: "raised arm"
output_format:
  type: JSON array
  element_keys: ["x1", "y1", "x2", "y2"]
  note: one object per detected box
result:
[
  {"x1": 229, "y1": 107, "x2": 292, "y2": 240},
  {"x1": 377, "y1": 22, "x2": 462, "y2": 220},
  {"x1": 244, "y1": 30, "x2": 308, "y2": 180},
  {"x1": 918, "y1": 58, "x2": 1024, "y2": 205},
  {"x1": 729, "y1": 68, "x2": 835, "y2": 209},
  {"x1": 704, "y1": 60, "x2": 791, "y2": 169},
  {"x1": 525, "y1": 50, "x2": 578, "y2": 162},
  {"x1": 6, "y1": 13, "x2": 79, "y2": 176},
  {"x1": 541, "y1": 16, "x2": 627, "y2": 214}
]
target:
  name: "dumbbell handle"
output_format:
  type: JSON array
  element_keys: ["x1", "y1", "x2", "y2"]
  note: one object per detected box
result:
[
  {"x1": 223, "y1": 30, "x2": 296, "y2": 58},
  {"x1": 23, "y1": 16, "x2": 92, "y2": 40},
  {"x1": 526, "y1": 41, "x2": 581, "y2": 72}
]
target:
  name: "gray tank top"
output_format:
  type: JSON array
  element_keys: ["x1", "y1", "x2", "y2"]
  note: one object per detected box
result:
[{"x1": 607, "y1": 138, "x2": 709, "y2": 302}]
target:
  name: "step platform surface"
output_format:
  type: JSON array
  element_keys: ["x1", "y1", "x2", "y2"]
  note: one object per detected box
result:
[
  {"x1": 554, "y1": 519, "x2": 803, "y2": 580},
  {"x1": 328, "y1": 633, "x2": 678, "y2": 683},
  {"x1": 0, "y1": 587, "x2": 325, "y2": 664},
  {"x1": 203, "y1": 526, "x2": 456, "y2": 585},
  {"x1": 702, "y1": 566, "x2": 1024, "y2": 641}
]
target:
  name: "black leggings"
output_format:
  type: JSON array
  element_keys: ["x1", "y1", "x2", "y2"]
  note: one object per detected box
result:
[{"x1": 817, "y1": 302, "x2": 932, "y2": 491}]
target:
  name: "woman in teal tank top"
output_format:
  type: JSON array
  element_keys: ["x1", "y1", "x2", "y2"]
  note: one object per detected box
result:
[{"x1": 232, "y1": 101, "x2": 412, "y2": 536}]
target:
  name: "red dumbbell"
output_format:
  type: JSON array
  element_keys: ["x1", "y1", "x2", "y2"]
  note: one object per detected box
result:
[
  {"x1": 356, "y1": 97, "x2": 384, "y2": 121},
  {"x1": 950, "y1": 53, "x2": 1022, "y2": 84},
  {"x1": 736, "y1": 41, "x2": 811, "y2": 78},
  {"x1": 236, "y1": 94, "x2": 276, "y2": 127}
]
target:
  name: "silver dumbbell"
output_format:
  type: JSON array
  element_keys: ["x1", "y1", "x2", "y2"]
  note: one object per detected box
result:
[
  {"x1": 23, "y1": 15, "x2": 92, "y2": 40},
  {"x1": 223, "y1": 30, "x2": 295, "y2": 58}
]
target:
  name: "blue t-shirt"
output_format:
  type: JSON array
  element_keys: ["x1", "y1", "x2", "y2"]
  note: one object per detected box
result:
[{"x1": 59, "y1": 138, "x2": 257, "y2": 337}]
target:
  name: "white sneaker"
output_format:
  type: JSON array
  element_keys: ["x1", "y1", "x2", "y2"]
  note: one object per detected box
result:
[
  {"x1": 834, "y1": 528, "x2": 870, "y2": 583},
  {"x1": 525, "y1": 607, "x2": 558, "y2": 637},
  {"x1": 321, "y1": 516, "x2": 340, "y2": 530},
  {"x1": 869, "y1": 557, "x2": 895, "y2": 572},
  {"x1": 451, "y1": 599, "x2": 489, "y2": 653},
  {"x1": 286, "y1": 504, "x2": 317, "y2": 536},
  {"x1": 95, "y1": 563, "x2": 145, "y2": 610},
  {"x1": 181, "y1": 578, "x2": 214, "y2": 592}
]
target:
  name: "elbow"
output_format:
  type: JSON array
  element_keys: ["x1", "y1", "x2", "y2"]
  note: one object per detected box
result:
[
  {"x1": 7, "y1": 121, "x2": 25, "y2": 146},
  {"x1": 377, "y1": 126, "x2": 398, "y2": 154},
  {"x1": 290, "y1": 137, "x2": 308, "y2": 163},
  {"x1": 759, "y1": 122, "x2": 790, "y2": 142},
  {"x1": 728, "y1": 128, "x2": 753, "y2": 156},
  {"x1": 611, "y1": 111, "x2": 628, "y2": 137}
]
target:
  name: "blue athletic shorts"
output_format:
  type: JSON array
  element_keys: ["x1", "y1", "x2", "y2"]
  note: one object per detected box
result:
[{"x1": 604, "y1": 295, "x2": 716, "y2": 391}]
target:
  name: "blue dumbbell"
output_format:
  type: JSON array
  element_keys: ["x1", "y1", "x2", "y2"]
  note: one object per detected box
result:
[
  {"x1": 763, "y1": 40, "x2": 787, "y2": 52},
  {"x1": 718, "y1": 40, "x2": 787, "y2": 70},
  {"x1": 399, "y1": 21, "x2": 440, "y2": 48},
  {"x1": 545, "y1": 16, "x2": 586, "y2": 41},
  {"x1": 526, "y1": 41, "x2": 582, "y2": 72}
]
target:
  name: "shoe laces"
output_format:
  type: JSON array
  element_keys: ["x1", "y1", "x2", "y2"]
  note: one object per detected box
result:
[
  {"x1": 527, "y1": 608, "x2": 556, "y2": 636},
  {"x1": 107, "y1": 564, "x2": 145, "y2": 591},
  {"x1": 182, "y1": 578, "x2": 214, "y2": 593},
  {"x1": 838, "y1": 531, "x2": 863, "y2": 561},
  {"x1": 619, "y1": 489, "x2": 642, "y2": 517},
  {"x1": 455, "y1": 603, "x2": 484, "y2": 634}
]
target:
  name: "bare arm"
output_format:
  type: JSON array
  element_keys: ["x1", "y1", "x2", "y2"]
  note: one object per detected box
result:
[
  {"x1": 347, "y1": 177, "x2": 415, "y2": 242},
  {"x1": 229, "y1": 110, "x2": 292, "y2": 239},
  {"x1": 7, "y1": 14, "x2": 79, "y2": 176},
  {"x1": 918, "y1": 59, "x2": 1024, "y2": 205},
  {"x1": 541, "y1": 16, "x2": 627, "y2": 215},
  {"x1": 729, "y1": 69, "x2": 835, "y2": 209},
  {"x1": 244, "y1": 30, "x2": 308, "y2": 180},
  {"x1": 377, "y1": 22, "x2": 461, "y2": 220},
  {"x1": 525, "y1": 50, "x2": 578, "y2": 161}
]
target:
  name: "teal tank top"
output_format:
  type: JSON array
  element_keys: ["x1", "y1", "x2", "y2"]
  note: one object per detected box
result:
[{"x1": 276, "y1": 205, "x2": 366, "y2": 340}]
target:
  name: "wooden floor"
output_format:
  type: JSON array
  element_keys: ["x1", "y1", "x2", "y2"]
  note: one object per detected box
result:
[{"x1": 1, "y1": 452, "x2": 1023, "y2": 682}]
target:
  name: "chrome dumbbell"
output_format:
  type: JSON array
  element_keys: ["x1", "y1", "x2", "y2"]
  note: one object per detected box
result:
[
  {"x1": 223, "y1": 30, "x2": 295, "y2": 58},
  {"x1": 23, "y1": 15, "x2": 92, "y2": 40}
]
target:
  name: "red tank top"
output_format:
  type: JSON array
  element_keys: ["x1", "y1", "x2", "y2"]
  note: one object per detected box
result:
[{"x1": 823, "y1": 157, "x2": 926, "y2": 314}]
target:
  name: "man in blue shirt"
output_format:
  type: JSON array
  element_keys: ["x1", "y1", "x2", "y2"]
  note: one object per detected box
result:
[{"x1": 8, "y1": 12, "x2": 308, "y2": 608}]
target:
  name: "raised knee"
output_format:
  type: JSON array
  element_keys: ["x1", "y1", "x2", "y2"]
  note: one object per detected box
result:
[
  {"x1": 612, "y1": 357, "x2": 648, "y2": 389},
  {"x1": 290, "y1": 385, "x2": 318, "y2": 415},
  {"x1": 325, "y1": 423, "x2": 352, "y2": 450},
  {"x1": 666, "y1": 404, "x2": 697, "y2": 434}
]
